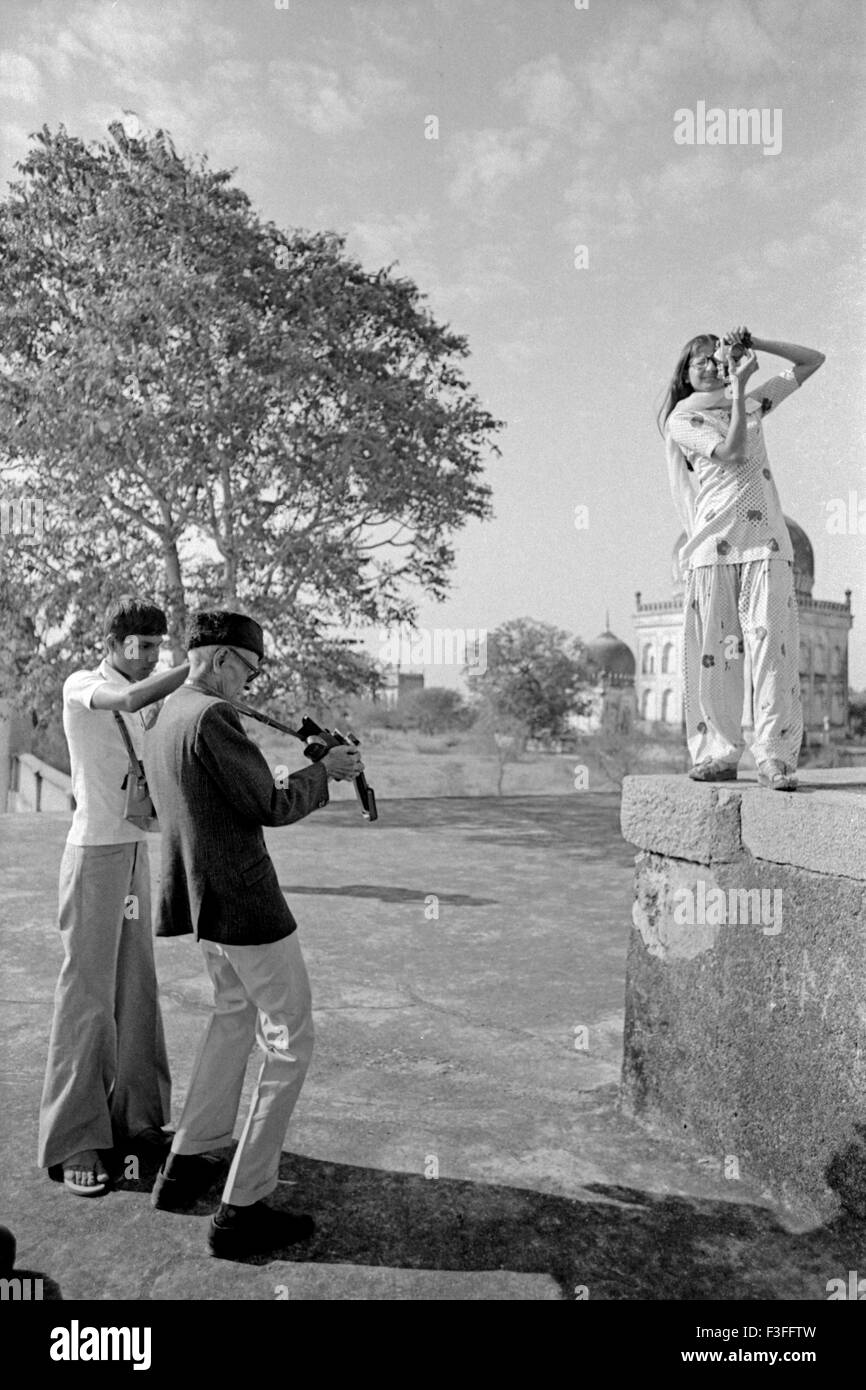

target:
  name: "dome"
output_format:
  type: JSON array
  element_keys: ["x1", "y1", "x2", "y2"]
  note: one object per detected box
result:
[
  {"x1": 785, "y1": 519, "x2": 814, "y2": 596},
  {"x1": 586, "y1": 629, "x2": 636, "y2": 680},
  {"x1": 672, "y1": 516, "x2": 814, "y2": 597}
]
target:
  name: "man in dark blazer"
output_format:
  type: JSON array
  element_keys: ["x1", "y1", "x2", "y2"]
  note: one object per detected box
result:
[{"x1": 146, "y1": 610, "x2": 362, "y2": 1258}]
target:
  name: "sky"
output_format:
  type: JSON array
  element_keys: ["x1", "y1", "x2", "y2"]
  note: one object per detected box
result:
[{"x1": 1, "y1": 0, "x2": 864, "y2": 687}]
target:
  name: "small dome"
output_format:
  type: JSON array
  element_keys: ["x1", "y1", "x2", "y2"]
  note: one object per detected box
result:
[
  {"x1": 586, "y1": 629, "x2": 636, "y2": 679},
  {"x1": 672, "y1": 517, "x2": 814, "y2": 596},
  {"x1": 785, "y1": 519, "x2": 814, "y2": 597}
]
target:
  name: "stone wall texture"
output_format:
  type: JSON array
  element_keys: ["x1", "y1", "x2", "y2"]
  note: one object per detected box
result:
[{"x1": 620, "y1": 769, "x2": 866, "y2": 1222}]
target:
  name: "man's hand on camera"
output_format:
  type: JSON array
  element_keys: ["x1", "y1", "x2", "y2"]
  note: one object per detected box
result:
[{"x1": 323, "y1": 745, "x2": 364, "y2": 782}]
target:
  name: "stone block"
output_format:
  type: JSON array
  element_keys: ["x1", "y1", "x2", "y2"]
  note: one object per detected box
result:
[
  {"x1": 621, "y1": 773, "x2": 866, "y2": 1220},
  {"x1": 621, "y1": 776, "x2": 742, "y2": 863},
  {"x1": 740, "y1": 779, "x2": 866, "y2": 881}
]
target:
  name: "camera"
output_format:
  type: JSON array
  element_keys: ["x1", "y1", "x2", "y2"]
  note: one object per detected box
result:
[
  {"x1": 713, "y1": 328, "x2": 753, "y2": 380},
  {"x1": 294, "y1": 716, "x2": 378, "y2": 822}
]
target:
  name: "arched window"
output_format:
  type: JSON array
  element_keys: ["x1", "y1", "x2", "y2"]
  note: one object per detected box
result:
[
  {"x1": 642, "y1": 644, "x2": 655, "y2": 675},
  {"x1": 832, "y1": 645, "x2": 843, "y2": 676},
  {"x1": 640, "y1": 689, "x2": 654, "y2": 720},
  {"x1": 798, "y1": 640, "x2": 810, "y2": 675},
  {"x1": 661, "y1": 642, "x2": 675, "y2": 674},
  {"x1": 660, "y1": 689, "x2": 674, "y2": 722},
  {"x1": 813, "y1": 642, "x2": 826, "y2": 675}
]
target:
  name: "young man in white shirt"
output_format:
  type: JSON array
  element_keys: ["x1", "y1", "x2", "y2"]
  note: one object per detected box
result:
[{"x1": 37, "y1": 596, "x2": 190, "y2": 1195}]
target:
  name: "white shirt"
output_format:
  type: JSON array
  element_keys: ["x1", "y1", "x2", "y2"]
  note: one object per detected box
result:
[
  {"x1": 63, "y1": 658, "x2": 151, "y2": 846},
  {"x1": 666, "y1": 370, "x2": 800, "y2": 570}
]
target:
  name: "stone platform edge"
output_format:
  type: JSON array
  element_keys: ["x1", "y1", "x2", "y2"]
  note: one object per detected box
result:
[{"x1": 620, "y1": 768, "x2": 866, "y2": 881}]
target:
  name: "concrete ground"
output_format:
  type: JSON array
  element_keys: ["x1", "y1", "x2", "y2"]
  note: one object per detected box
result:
[{"x1": 1, "y1": 794, "x2": 863, "y2": 1301}]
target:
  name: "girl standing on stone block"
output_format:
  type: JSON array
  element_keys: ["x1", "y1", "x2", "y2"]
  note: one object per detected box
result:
[{"x1": 659, "y1": 328, "x2": 825, "y2": 791}]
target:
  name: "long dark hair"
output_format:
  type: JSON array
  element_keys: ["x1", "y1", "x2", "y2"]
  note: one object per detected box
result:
[{"x1": 656, "y1": 333, "x2": 719, "y2": 436}]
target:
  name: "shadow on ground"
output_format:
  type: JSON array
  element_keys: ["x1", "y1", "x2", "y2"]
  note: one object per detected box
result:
[
  {"x1": 280, "y1": 884, "x2": 497, "y2": 906},
  {"x1": 108, "y1": 1148, "x2": 863, "y2": 1300}
]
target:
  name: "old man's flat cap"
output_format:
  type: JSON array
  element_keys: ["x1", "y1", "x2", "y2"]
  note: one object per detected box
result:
[{"x1": 186, "y1": 610, "x2": 265, "y2": 659}]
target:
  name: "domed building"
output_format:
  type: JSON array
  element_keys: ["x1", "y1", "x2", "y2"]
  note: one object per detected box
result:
[
  {"x1": 569, "y1": 616, "x2": 637, "y2": 734},
  {"x1": 633, "y1": 517, "x2": 854, "y2": 742}
]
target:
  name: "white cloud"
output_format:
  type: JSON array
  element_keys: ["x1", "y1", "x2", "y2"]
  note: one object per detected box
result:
[
  {"x1": 560, "y1": 173, "x2": 643, "y2": 243},
  {"x1": 24, "y1": 1, "x2": 236, "y2": 89},
  {"x1": 495, "y1": 332, "x2": 543, "y2": 373},
  {"x1": 569, "y1": 0, "x2": 789, "y2": 131},
  {"x1": 206, "y1": 60, "x2": 261, "y2": 87},
  {"x1": 502, "y1": 55, "x2": 576, "y2": 130},
  {"x1": 810, "y1": 197, "x2": 859, "y2": 237},
  {"x1": 703, "y1": 2, "x2": 782, "y2": 73},
  {"x1": 649, "y1": 151, "x2": 737, "y2": 207},
  {"x1": 0, "y1": 51, "x2": 43, "y2": 105},
  {"x1": 349, "y1": 212, "x2": 432, "y2": 268},
  {"x1": 35, "y1": 28, "x2": 91, "y2": 84},
  {"x1": 346, "y1": 1, "x2": 425, "y2": 60},
  {"x1": 269, "y1": 59, "x2": 407, "y2": 137},
  {"x1": 762, "y1": 232, "x2": 829, "y2": 269},
  {"x1": 439, "y1": 241, "x2": 529, "y2": 307},
  {"x1": 448, "y1": 127, "x2": 550, "y2": 205},
  {"x1": 61, "y1": 1, "x2": 197, "y2": 67}
]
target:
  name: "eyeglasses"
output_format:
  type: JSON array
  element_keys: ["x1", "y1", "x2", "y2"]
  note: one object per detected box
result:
[
  {"x1": 225, "y1": 647, "x2": 265, "y2": 684},
  {"x1": 689, "y1": 355, "x2": 718, "y2": 370}
]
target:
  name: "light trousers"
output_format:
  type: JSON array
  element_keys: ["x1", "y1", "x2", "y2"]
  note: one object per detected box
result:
[
  {"x1": 38, "y1": 841, "x2": 171, "y2": 1169},
  {"x1": 684, "y1": 559, "x2": 803, "y2": 769},
  {"x1": 169, "y1": 932, "x2": 314, "y2": 1207}
]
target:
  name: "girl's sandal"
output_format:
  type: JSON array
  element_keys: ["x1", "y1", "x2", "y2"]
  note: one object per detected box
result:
[
  {"x1": 757, "y1": 759, "x2": 798, "y2": 791},
  {"x1": 62, "y1": 1152, "x2": 110, "y2": 1197},
  {"x1": 688, "y1": 759, "x2": 738, "y2": 782}
]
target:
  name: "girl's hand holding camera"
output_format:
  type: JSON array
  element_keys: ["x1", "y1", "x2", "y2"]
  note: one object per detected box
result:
[{"x1": 728, "y1": 348, "x2": 759, "y2": 390}]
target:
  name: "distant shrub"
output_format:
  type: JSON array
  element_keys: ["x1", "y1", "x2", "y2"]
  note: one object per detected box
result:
[
  {"x1": 400, "y1": 687, "x2": 473, "y2": 735},
  {"x1": 413, "y1": 734, "x2": 462, "y2": 754},
  {"x1": 340, "y1": 696, "x2": 406, "y2": 735}
]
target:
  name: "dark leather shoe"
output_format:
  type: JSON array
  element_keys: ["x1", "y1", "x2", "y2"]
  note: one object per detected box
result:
[
  {"x1": 122, "y1": 1127, "x2": 175, "y2": 1163},
  {"x1": 152, "y1": 1153, "x2": 226, "y2": 1211},
  {"x1": 207, "y1": 1202, "x2": 315, "y2": 1259}
]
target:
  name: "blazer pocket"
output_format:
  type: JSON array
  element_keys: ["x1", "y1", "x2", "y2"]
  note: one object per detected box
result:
[{"x1": 241, "y1": 856, "x2": 275, "y2": 887}]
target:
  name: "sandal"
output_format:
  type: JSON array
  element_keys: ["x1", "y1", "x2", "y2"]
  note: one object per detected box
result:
[
  {"x1": 62, "y1": 1151, "x2": 110, "y2": 1198},
  {"x1": 688, "y1": 759, "x2": 738, "y2": 782},
  {"x1": 757, "y1": 759, "x2": 798, "y2": 791}
]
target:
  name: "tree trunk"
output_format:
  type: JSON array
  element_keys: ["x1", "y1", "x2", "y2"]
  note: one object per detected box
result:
[{"x1": 160, "y1": 524, "x2": 187, "y2": 664}]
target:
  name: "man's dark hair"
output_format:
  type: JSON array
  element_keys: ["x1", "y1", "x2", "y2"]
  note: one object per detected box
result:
[{"x1": 103, "y1": 594, "x2": 168, "y2": 642}]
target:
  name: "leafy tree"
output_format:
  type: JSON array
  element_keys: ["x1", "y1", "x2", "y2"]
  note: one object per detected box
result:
[
  {"x1": 0, "y1": 122, "x2": 501, "y2": 724},
  {"x1": 399, "y1": 685, "x2": 471, "y2": 735},
  {"x1": 467, "y1": 617, "x2": 594, "y2": 742}
]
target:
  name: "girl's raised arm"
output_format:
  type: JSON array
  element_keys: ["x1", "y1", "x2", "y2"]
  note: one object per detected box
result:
[{"x1": 748, "y1": 336, "x2": 825, "y2": 385}]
